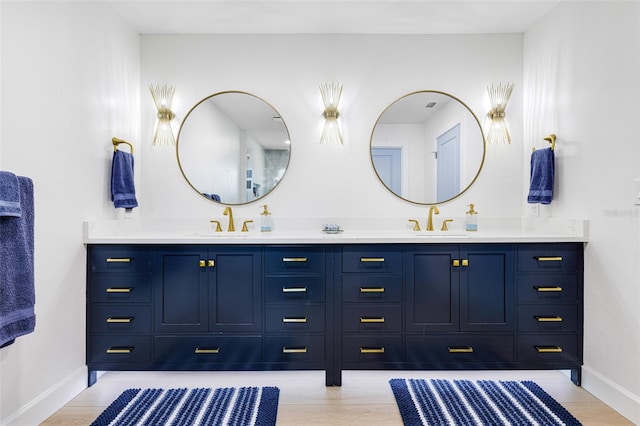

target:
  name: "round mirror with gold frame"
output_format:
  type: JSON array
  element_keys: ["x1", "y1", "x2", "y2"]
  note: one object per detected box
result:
[
  {"x1": 370, "y1": 90, "x2": 485, "y2": 205},
  {"x1": 177, "y1": 91, "x2": 291, "y2": 205}
]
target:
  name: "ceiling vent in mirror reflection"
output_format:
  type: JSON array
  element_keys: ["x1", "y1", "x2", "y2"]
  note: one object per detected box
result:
[{"x1": 370, "y1": 90, "x2": 486, "y2": 205}]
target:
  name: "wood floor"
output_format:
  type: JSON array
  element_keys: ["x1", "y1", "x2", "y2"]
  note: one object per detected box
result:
[{"x1": 40, "y1": 370, "x2": 632, "y2": 425}]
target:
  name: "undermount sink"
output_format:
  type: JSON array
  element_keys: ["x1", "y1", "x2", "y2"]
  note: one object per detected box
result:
[
  {"x1": 412, "y1": 231, "x2": 469, "y2": 237},
  {"x1": 188, "y1": 231, "x2": 251, "y2": 238}
]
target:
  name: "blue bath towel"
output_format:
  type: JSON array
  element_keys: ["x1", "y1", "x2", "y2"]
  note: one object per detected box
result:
[
  {"x1": 0, "y1": 171, "x2": 22, "y2": 217},
  {"x1": 0, "y1": 176, "x2": 35, "y2": 348},
  {"x1": 111, "y1": 150, "x2": 138, "y2": 209},
  {"x1": 528, "y1": 147, "x2": 554, "y2": 204}
]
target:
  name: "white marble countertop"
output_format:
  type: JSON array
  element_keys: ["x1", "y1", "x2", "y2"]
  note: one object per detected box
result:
[{"x1": 83, "y1": 217, "x2": 588, "y2": 244}]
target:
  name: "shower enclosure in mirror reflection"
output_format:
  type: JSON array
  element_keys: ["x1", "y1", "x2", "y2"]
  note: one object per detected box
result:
[
  {"x1": 371, "y1": 91, "x2": 485, "y2": 205},
  {"x1": 177, "y1": 91, "x2": 290, "y2": 205}
]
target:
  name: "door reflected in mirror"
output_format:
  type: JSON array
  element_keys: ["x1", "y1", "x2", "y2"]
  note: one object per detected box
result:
[
  {"x1": 371, "y1": 91, "x2": 485, "y2": 205},
  {"x1": 177, "y1": 91, "x2": 290, "y2": 205}
]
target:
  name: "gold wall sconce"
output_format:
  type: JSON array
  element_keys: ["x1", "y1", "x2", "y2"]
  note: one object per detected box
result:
[
  {"x1": 149, "y1": 84, "x2": 176, "y2": 146},
  {"x1": 319, "y1": 82, "x2": 343, "y2": 145},
  {"x1": 486, "y1": 82, "x2": 515, "y2": 144}
]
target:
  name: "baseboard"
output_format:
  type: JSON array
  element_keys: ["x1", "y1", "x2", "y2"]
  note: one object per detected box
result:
[
  {"x1": 582, "y1": 365, "x2": 640, "y2": 425},
  {"x1": 2, "y1": 366, "x2": 87, "y2": 426}
]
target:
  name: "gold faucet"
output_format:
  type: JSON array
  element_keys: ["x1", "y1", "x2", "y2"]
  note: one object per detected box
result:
[
  {"x1": 441, "y1": 219, "x2": 453, "y2": 231},
  {"x1": 426, "y1": 206, "x2": 440, "y2": 231},
  {"x1": 223, "y1": 206, "x2": 235, "y2": 232}
]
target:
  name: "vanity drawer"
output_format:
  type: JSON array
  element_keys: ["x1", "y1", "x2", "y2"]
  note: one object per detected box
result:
[
  {"x1": 91, "y1": 275, "x2": 151, "y2": 303},
  {"x1": 154, "y1": 335, "x2": 262, "y2": 364},
  {"x1": 90, "y1": 335, "x2": 151, "y2": 364},
  {"x1": 264, "y1": 276, "x2": 325, "y2": 303},
  {"x1": 517, "y1": 334, "x2": 579, "y2": 363},
  {"x1": 90, "y1": 246, "x2": 151, "y2": 274},
  {"x1": 90, "y1": 305, "x2": 151, "y2": 333},
  {"x1": 405, "y1": 334, "x2": 514, "y2": 363},
  {"x1": 517, "y1": 244, "x2": 578, "y2": 273},
  {"x1": 518, "y1": 305, "x2": 578, "y2": 332},
  {"x1": 342, "y1": 275, "x2": 402, "y2": 303},
  {"x1": 517, "y1": 274, "x2": 577, "y2": 303},
  {"x1": 342, "y1": 335, "x2": 402, "y2": 364},
  {"x1": 265, "y1": 335, "x2": 325, "y2": 364},
  {"x1": 265, "y1": 305, "x2": 325, "y2": 333},
  {"x1": 342, "y1": 305, "x2": 402, "y2": 333},
  {"x1": 265, "y1": 246, "x2": 325, "y2": 274},
  {"x1": 342, "y1": 245, "x2": 402, "y2": 273}
]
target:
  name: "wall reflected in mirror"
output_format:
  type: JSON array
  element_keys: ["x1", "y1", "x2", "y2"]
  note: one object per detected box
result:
[
  {"x1": 177, "y1": 91, "x2": 290, "y2": 205},
  {"x1": 371, "y1": 91, "x2": 485, "y2": 205}
]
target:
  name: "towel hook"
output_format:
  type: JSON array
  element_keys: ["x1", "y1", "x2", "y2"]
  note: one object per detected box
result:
[{"x1": 112, "y1": 137, "x2": 134, "y2": 154}]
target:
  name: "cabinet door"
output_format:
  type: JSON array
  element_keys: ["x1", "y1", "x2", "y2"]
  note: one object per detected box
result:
[
  {"x1": 209, "y1": 246, "x2": 262, "y2": 332},
  {"x1": 405, "y1": 246, "x2": 459, "y2": 332},
  {"x1": 459, "y1": 245, "x2": 515, "y2": 332},
  {"x1": 154, "y1": 247, "x2": 208, "y2": 333}
]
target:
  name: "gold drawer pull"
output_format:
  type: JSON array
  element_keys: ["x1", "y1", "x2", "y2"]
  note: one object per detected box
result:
[
  {"x1": 283, "y1": 317, "x2": 307, "y2": 323},
  {"x1": 535, "y1": 346, "x2": 563, "y2": 353},
  {"x1": 360, "y1": 347, "x2": 385, "y2": 354},
  {"x1": 106, "y1": 317, "x2": 133, "y2": 323},
  {"x1": 106, "y1": 347, "x2": 133, "y2": 354},
  {"x1": 360, "y1": 257, "x2": 385, "y2": 263},
  {"x1": 535, "y1": 316, "x2": 563, "y2": 322},
  {"x1": 448, "y1": 346, "x2": 474, "y2": 353},
  {"x1": 360, "y1": 317, "x2": 385, "y2": 323},
  {"x1": 106, "y1": 287, "x2": 132, "y2": 293},
  {"x1": 534, "y1": 256, "x2": 563, "y2": 262},
  {"x1": 283, "y1": 347, "x2": 307, "y2": 354},
  {"x1": 461, "y1": 259, "x2": 469, "y2": 267},
  {"x1": 199, "y1": 260, "x2": 206, "y2": 268},
  {"x1": 194, "y1": 347, "x2": 220, "y2": 354},
  {"x1": 534, "y1": 286, "x2": 563, "y2": 292},
  {"x1": 282, "y1": 257, "x2": 307, "y2": 262},
  {"x1": 452, "y1": 259, "x2": 460, "y2": 267},
  {"x1": 106, "y1": 258, "x2": 131, "y2": 263},
  {"x1": 282, "y1": 287, "x2": 307, "y2": 293},
  {"x1": 360, "y1": 287, "x2": 385, "y2": 293}
]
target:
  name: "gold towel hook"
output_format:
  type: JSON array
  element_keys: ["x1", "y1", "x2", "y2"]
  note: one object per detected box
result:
[
  {"x1": 112, "y1": 137, "x2": 134, "y2": 154},
  {"x1": 544, "y1": 133, "x2": 556, "y2": 151}
]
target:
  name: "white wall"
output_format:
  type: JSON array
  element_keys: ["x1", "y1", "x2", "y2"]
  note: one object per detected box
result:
[
  {"x1": 139, "y1": 34, "x2": 524, "y2": 223},
  {"x1": 0, "y1": 2, "x2": 140, "y2": 424},
  {"x1": 524, "y1": 2, "x2": 640, "y2": 423}
]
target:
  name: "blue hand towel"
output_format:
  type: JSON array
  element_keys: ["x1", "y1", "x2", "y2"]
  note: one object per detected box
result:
[
  {"x1": 0, "y1": 171, "x2": 22, "y2": 217},
  {"x1": 527, "y1": 147, "x2": 554, "y2": 204},
  {"x1": 0, "y1": 176, "x2": 35, "y2": 348},
  {"x1": 111, "y1": 150, "x2": 138, "y2": 209}
]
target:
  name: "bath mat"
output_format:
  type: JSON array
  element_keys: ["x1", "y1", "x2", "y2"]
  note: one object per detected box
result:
[
  {"x1": 390, "y1": 378, "x2": 581, "y2": 425},
  {"x1": 91, "y1": 386, "x2": 279, "y2": 426}
]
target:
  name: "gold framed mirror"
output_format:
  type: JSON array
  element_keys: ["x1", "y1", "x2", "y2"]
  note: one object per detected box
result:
[
  {"x1": 370, "y1": 90, "x2": 485, "y2": 205},
  {"x1": 177, "y1": 91, "x2": 290, "y2": 205}
]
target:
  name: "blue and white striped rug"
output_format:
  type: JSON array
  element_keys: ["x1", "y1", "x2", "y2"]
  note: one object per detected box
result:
[
  {"x1": 390, "y1": 379, "x2": 582, "y2": 426},
  {"x1": 91, "y1": 386, "x2": 279, "y2": 426}
]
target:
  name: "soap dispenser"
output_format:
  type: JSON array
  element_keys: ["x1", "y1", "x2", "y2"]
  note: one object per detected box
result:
[
  {"x1": 260, "y1": 205, "x2": 273, "y2": 232},
  {"x1": 465, "y1": 204, "x2": 478, "y2": 232}
]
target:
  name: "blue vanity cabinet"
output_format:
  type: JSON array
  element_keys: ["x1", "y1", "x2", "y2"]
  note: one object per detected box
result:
[
  {"x1": 338, "y1": 245, "x2": 404, "y2": 375},
  {"x1": 404, "y1": 244, "x2": 515, "y2": 368},
  {"x1": 515, "y1": 243, "x2": 583, "y2": 384},
  {"x1": 152, "y1": 245, "x2": 263, "y2": 369},
  {"x1": 87, "y1": 245, "x2": 153, "y2": 386},
  {"x1": 263, "y1": 246, "x2": 329, "y2": 377}
]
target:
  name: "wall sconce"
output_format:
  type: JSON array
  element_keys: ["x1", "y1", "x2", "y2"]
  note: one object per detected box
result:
[
  {"x1": 149, "y1": 84, "x2": 176, "y2": 146},
  {"x1": 319, "y1": 82, "x2": 343, "y2": 145},
  {"x1": 486, "y1": 83, "x2": 515, "y2": 144}
]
